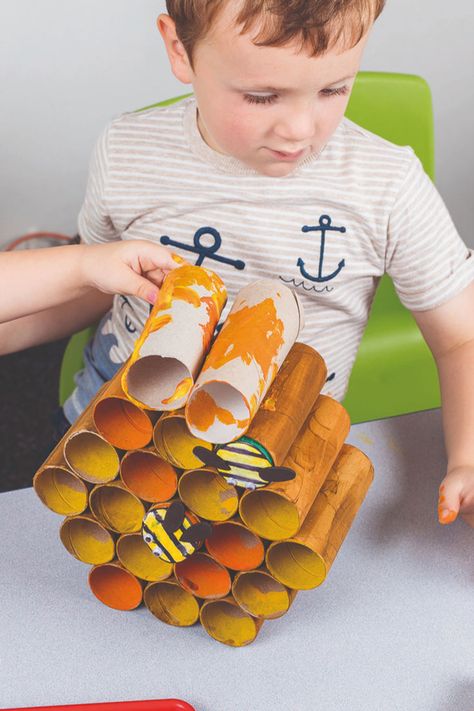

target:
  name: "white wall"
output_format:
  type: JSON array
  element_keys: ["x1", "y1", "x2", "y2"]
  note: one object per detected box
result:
[{"x1": 1, "y1": 1, "x2": 473, "y2": 246}]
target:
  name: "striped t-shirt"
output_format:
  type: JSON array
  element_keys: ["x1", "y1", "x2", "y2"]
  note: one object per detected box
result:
[{"x1": 64, "y1": 96, "x2": 474, "y2": 423}]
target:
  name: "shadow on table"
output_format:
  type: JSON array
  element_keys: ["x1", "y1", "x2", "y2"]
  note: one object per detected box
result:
[{"x1": 434, "y1": 678, "x2": 474, "y2": 711}]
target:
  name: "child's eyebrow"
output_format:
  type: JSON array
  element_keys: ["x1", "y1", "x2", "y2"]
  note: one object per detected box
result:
[{"x1": 239, "y1": 74, "x2": 356, "y2": 93}]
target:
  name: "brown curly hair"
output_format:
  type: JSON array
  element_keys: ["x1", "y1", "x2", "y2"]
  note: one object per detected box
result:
[{"x1": 165, "y1": 0, "x2": 385, "y2": 67}]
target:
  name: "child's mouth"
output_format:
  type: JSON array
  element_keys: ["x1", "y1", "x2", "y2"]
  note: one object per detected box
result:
[{"x1": 268, "y1": 148, "x2": 306, "y2": 162}]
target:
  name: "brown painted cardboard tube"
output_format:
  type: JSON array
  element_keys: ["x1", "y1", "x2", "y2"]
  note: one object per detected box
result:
[
  {"x1": 221, "y1": 342, "x2": 327, "y2": 470},
  {"x1": 232, "y1": 568, "x2": 297, "y2": 620},
  {"x1": 239, "y1": 395, "x2": 350, "y2": 540},
  {"x1": 89, "y1": 481, "x2": 145, "y2": 534},
  {"x1": 120, "y1": 448, "x2": 177, "y2": 503},
  {"x1": 33, "y1": 465, "x2": 89, "y2": 516},
  {"x1": 89, "y1": 560, "x2": 143, "y2": 610},
  {"x1": 153, "y1": 409, "x2": 213, "y2": 469},
  {"x1": 59, "y1": 513, "x2": 116, "y2": 565},
  {"x1": 116, "y1": 533, "x2": 173, "y2": 582},
  {"x1": 144, "y1": 578, "x2": 200, "y2": 626},
  {"x1": 178, "y1": 467, "x2": 238, "y2": 522},
  {"x1": 205, "y1": 519, "x2": 264, "y2": 571},
  {"x1": 174, "y1": 552, "x2": 232, "y2": 599},
  {"x1": 266, "y1": 444, "x2": 374, "y2": 590},
  {"x1": 200, "y1": 596, "x2": 263, "y2": 646}
]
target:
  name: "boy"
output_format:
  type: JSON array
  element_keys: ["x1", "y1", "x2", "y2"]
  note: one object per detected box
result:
[{"x1": 60, "y1": 0, "x2": 474, "y2": 526}]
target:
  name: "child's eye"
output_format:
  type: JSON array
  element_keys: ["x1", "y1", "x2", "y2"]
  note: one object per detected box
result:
[
  {"x1": 320, "y1": 86, "x2": 349, "y2": 98},
  {"x1": 243, "y1": 93, "x2": 278, "y2": 106}
]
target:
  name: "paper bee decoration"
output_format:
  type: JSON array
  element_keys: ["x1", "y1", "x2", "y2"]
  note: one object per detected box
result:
[
  {"x1": 193, "y1": 444, "x2": 296, "y2": 490},
  {"x1": 142, "y1": 500, "x2": 212, "y2": 563}
]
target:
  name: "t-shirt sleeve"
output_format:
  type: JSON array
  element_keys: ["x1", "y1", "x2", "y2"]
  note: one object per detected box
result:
[
  {"x1": 77, "y1": 124, "x2": 120, "y2": 244},
  {"x1": 386, "y1": 150, "x2": 474, "y2": 311}
]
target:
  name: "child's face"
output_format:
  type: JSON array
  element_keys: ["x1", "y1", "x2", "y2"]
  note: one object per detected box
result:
[{"x1": 160, "y1": 7, "x2": 370, "y2": 177}]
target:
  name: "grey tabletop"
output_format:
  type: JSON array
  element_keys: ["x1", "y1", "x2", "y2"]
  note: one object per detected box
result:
[{"x1": 0, "y1": 408, "x2": 473, "y2": 711}]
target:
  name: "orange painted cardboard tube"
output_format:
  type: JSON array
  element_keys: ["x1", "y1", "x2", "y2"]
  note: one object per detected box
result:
[
  {"x1": 266, "y1": 444, "x2": 374, "y2": 590},
  {"x1": 153, "y1": 409, "x2": 213, "y2": 469},
  {"x1": 122, "y1": 265, "x2": 227, "y2": 411},
  {"x1": 186, "y1": 279, "x2": 303, "y2": 444},
  {"x1": 174, "y1": 552, "x2": 232, "y2": 599},
  {"x1": 200, "y1": 596, "x2": 263, "y2": 646},
  {"x1": 144, "y1": 578, "x2": 200, "y2": 626},
  {"x1": 33, "y1": 463, "x2": 89, "y2": 516},
  {"x1": 215, "y1": 343, "x2": 326, "y2": 488},
  {"x1": 120, "y1": 448, "x2": 177, "y2": 503},
  {"x1": 89, "y1": 481, "x2": 145, "y2": 534},
  {"x1": 89, "y1": 560, "x2": 143, "y2": 610},
  {"x1": 178, "y1": 467, "x2": 238, "y2": 522},
  {"x1": 239, "y1": 395, "x2": 350, "y2": 540},
  {"x1": 93, "y1": 367, "x2": 156, "y2": 450},
  {"x1": 232, "y1": 569, "x2": 297, "y2": 620},
  {"x1": 205, "y1": 519, "x2": 264, "y2": 571},
  {"x1": 59, "y1": 512, "x2": 116, "y2": 565},
  {"x1": 116, "y1": 533, "x2": 173, "y2": 582}
]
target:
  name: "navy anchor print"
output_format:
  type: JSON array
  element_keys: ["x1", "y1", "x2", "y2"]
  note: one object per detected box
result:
[{"x1": 161, "y1": 226, "x2": 246, "y2": 270}]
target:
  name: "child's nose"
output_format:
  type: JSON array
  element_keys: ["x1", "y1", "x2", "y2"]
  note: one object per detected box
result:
[{"x1": 273, "y1": 107, "x2": 315, "y2": 145}]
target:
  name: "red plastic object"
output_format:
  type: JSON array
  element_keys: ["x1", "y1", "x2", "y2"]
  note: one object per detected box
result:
[{"x1": 1, "y1": 701, "x2": 195, "y2": 711}]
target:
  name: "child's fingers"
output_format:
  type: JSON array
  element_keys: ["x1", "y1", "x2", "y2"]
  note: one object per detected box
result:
[
  {"x1": 123, "y1": 272, "x2": 159, "y2": 305},
  {"x1": 437, "y1": 480, "x2": 461, "y2": 525}
]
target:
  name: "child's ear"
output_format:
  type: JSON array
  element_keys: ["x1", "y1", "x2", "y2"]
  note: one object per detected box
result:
[{"x1": 157, "y1": 14, "x2": 194, "y2": 85}]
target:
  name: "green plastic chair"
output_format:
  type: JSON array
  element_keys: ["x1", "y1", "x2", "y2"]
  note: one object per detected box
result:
[{"x1": 60, "y1": 72, "x2": 440, "y2": 422}]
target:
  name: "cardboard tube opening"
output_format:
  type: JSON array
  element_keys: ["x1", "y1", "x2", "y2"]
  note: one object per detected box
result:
[
  {"x1": 33, "y1": 466, "x2": 88, "y2": 515},
  {"x1": 60, "y1": 515, "x2": 115, "y2": 565},
  {"x1": 90, "y1": 483, "x2": 145, "y2": 533},
  {"x1": 206, "y1": 521, "x2": 264, "y2": 571},
  {"x1": 144, "y1": 580, "x2": 199, "y2": 626},
  {"x1": 121, "y1": 450, "x2": 177, "y2": 503},
  {"x1": 126, "y1": 356, "x2": 192, "y2": 411},
  {"x1": 93, "y1": 397, "x2": 153, "y2": 450},
  {"x1": 232, "y1": 570, "x2": 291, "y2": 619},
  {"x1": 89, "y1": 563, "x2": 143, "y2": 610},
  {"x1": 240, "y1": 490, "x2": 300, "y2": 540},
  {"x1": 153, "y1": 411, "x2": 212, "y2": 469},
  {"x1": 175, "y1": 552, "x2": 231, "y2": 599},
  {"x1": 186, "y1": 380, "x2": 251, "y2": 443},
  {"x1": 200, "y1": 598, "x2": 261, "y2": 647},
  {"x1": 266, "y1": 541, "x2": 326, "y2": 590},
  {"x1": 117, "y1": 533, "x2": 173, "y2": 582},
  {"x1": 178, "y1": 468, "x2": 238, "y2": 521},
  {"x1": 64, "y1": 431, "x2": 119, "y2": 484}
]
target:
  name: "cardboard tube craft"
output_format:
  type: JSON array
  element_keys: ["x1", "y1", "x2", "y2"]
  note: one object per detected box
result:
[{"x1": 142, "y1": 500, "x2": 213, "y2": 564}]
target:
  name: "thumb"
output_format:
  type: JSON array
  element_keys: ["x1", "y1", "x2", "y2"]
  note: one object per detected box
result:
[
  {"x1": 123, "y1": 272, "x2": 159, "y2": 305},
  {"x1": 437, "y1": 479, "x2": 461, "y2": 525}
]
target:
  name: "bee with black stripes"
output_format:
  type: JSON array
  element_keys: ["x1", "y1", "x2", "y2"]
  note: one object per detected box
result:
[
  {"x1": 194, "y1": 440, "x2": 296, "y2": 490},
  {"x1": 142, "y1": 500, "x2": 212, "y2": 563}
]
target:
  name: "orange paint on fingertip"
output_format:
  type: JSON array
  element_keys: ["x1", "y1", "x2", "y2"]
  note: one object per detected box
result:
[{"x1": 438, "y1": 508, "x2": 458, "y2": 525}]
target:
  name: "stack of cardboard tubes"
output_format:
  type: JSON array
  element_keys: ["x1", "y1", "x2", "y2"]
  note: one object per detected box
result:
[{"x1": 34, "y1": 266, "x2": 374, "y2": 647}]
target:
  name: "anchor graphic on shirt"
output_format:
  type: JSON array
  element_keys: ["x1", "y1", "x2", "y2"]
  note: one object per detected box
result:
[
  {"x1": 298, "y1": 214, "x2": 346, "y2": 283},
  {"x1": 160, "y1": 227, "x2": 246, "y2": 270}
]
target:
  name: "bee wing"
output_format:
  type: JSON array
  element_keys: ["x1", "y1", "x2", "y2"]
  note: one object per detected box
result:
[
  {"x1": 193, "y1": 446, "x2": 230, "y2": 471},
  {"x1": 180, "y1": 521, "x2": 213, "y2": 546},
  {"x1": 259, "y1": 466, "x2": 296, "y2": 483},
  {"x1": 163, "y1": 500, "x2": 186, "y2": 533}
]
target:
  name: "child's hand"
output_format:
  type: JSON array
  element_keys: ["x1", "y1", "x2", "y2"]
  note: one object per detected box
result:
[
  {"x1": 438, "y1": 466, "x2": 474, "y2": 527},
  {"x1": 81, "y1": 240, "x2": 181, "y2": 304}
]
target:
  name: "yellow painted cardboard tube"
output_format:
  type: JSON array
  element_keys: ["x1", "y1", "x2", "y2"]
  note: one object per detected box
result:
[
  {"x1": 153, "y1": 409, "x2": 213, "y2": 469},
  {"x1": 266, "y1": 444, "x2": 374, "y2": 590},
  {"x1": 116, "y1": 533, "x2": 173, "y2": 582},
  {"x1": 123, "y1": 265, "x2": 227, "y2": 411},
  {"x1": 89, "y1": 481, "x2": 145, "y2": 534},
  {"x1": 174, "y1": 552, "x2": 232, "y2": 599},
  {"x1": 178, "y1": 467, "x2": 238, "y2": 522},
  {"x1": 200, "y1": 596, "x2": 263, "y2": 646},
  {"x1": 205, "y1": 519, "x2": 264, "y2": 571},
  {"x1": 232, "y1": 569, "x2": 297, "y2": 620},
  {"x1": 144, "y1": 578, "x2": 200, "y2": 626},
  {"x1": 64, "y1": 427, "x2": 120, "y2": 485},
  {"x1": 120, "y1": 448, "x2": 177, "y2": 503},
  {"x1": 89, "y1": 560, "x2": 143, "y2": 610},
  {"x1": 239, "y1": 395, "x2": 350, "y2": 540},
  {"x1": 33, "y1": 465, "x2": 89, "y2": 516},
  {"x1": 59, "y1": 513, "x2": 115, "y2": 565}
]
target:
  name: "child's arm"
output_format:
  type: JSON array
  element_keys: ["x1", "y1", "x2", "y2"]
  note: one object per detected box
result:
[
  {"x1": 0, "y1": 240, "x2": 177, "y2": 323},
  {"x1": 412, "y1": 280, "x2": 474, "y2": 527}
]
